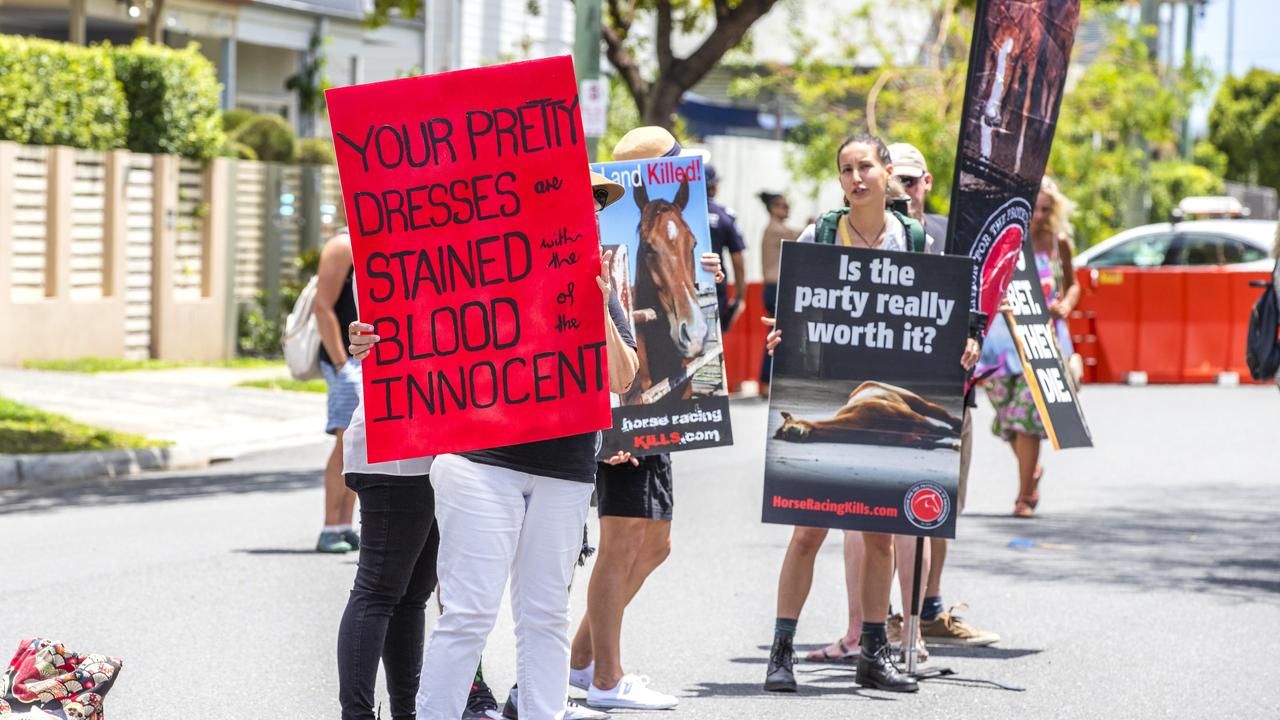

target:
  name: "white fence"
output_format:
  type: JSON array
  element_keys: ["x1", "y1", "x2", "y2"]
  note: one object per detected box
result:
[{"x1": 0, "y1": 140, "x2": 345, "y2": 364}]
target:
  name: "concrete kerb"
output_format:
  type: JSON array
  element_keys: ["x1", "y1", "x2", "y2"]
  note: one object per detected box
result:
[{"x1": 0, "y1": 445, "x2": 210, "y2": 491}]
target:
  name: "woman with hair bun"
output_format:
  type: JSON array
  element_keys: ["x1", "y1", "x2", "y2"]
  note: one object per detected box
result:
[{"x1": 757, "y1": 190, "x2": 799, "y2": 399}]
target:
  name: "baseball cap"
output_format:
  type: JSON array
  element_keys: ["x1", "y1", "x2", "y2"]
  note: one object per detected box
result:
[{"x1": 888, "y1": 143, "x2": 929, "y2": 179}]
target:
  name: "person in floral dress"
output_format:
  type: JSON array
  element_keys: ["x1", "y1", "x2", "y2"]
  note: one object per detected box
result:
[{"x1": 978, "y1": 176, "x2": 1080, "y2": 518}]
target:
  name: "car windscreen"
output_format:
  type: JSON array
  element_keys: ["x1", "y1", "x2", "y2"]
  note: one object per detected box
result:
[
  {"x1": 1173, "y1": 233, "x2": 1269, "y2": 265},
  {"x1": 1088, "y1": 233, "x2": 1175, "y2": 267}
]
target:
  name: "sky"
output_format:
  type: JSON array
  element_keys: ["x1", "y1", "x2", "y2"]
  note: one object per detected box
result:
[
  {"x1": 1195, "y1": 0, "x2": 1280, "y2": 78},
  {"x1": 1167, "y1": 0, "x2": 1280, "y2": 134}
]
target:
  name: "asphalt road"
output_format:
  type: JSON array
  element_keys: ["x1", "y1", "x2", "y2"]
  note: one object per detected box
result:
[{"x1": 2, "y1": 385, "x2": 1278, "y2": 718}]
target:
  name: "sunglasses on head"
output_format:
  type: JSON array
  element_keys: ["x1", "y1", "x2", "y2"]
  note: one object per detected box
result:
[{"x1": 897, "y1": 176, "x2": 920, "y2": 189}]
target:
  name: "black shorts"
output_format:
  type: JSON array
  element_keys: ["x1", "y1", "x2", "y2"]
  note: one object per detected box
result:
[{"x1": 596, "y1": 454, "x2": 674, "y2": 520}]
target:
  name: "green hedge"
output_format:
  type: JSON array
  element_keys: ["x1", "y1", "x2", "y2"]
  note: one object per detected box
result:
[
  {"x1": 0, "y1": 36, "x2": 226, "y2": 159},
  {"x1": 0, "y1": 35, "x2": 128, "y2": 150},
  {"x1": 229, "y1": 113, "x2": 297, "y2": 162},
  {"x1": 297, "y1": 137, "x2": 335, "y2": 165},
  {"x1": 110, "y1": 40, "x2": 224, "y2": 159}
]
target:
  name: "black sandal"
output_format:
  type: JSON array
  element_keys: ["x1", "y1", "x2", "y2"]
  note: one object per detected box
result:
[{"x1": 806, "y1": 638, "x2": 859, "y2": 663}]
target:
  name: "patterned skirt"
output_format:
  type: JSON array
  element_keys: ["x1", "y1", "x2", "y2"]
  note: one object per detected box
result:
[{"x1": 984, "y1": 374, "x2": 1047, "y2": 441}]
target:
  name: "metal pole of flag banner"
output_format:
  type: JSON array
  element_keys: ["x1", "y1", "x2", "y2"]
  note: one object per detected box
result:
[
  {"x1": 905, "y1": 535, "x2": 954, "y2": 681},
  {"x1": 905, "y1": 536, "x2": 924, "y2": 675}
]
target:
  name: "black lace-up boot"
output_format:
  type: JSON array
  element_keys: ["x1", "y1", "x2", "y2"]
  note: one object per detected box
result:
[{"x1": 764, "y1": 635, "x2": 798, "y2": 692}]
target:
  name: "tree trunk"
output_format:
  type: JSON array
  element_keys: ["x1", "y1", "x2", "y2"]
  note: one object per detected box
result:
[
  {"x1": 145, "y1": 0, "x2": 166, "y2": 44},
  {"x1": 606, "y1": 0, "x2": 781, "y2": 132},
  {"x1": 643, "y1": 80, "x2": 686, "y2": 131}
]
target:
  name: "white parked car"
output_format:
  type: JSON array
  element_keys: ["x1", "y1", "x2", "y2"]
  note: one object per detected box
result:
[{"x1": 1075, "y1": 219, "x2": 1277, "y2": 270}]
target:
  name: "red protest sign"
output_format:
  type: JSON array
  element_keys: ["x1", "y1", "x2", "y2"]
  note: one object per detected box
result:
[{"x1": 326, "y1": 56, "x2": 611, "y2": 463}]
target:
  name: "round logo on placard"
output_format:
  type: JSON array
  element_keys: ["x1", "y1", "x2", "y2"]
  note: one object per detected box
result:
[
  {"x1": 904, "y1": 482, "x2": 950, "y2": 531},
  {"x1": 970, "y1": 197, "x2": 1033, "y2": 319}
]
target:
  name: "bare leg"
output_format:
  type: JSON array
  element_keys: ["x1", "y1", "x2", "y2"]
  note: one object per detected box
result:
[
  {"x1": 572, "y1": 520, "x2": 671, "y2": 666},
  {"x1": 572, "y1": 517, "x2": 645, "y2": 682},
  {"x1": 859, "y1": 532, "x2": 895, "y2": 624},
  {"x1": 1013, "y1": 431, "x2": 1042, "y2": 499},
  {"x1": 925, "y1": 537, "x2": 946, "y2": 598},
  {"x1": 811, "y1": 531, "x2": 864, "y2": 658},
  {"x1": 324, "y1": 429, "x2": 356, "y2": 526},
  {"x1": 776, "y1": 526, "x2": 830, "y2": 620},
  {"x1": 576, "y1": 519, "x2": 672, "y2": 691}
]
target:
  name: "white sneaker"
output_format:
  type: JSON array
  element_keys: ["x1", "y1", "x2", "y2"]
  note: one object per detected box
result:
[
  {"x1": 586, "y1": 674, "x2": 678, "y2": 710},
  {"x1": 569, "y1": 662, "x2": 594, "y2": 691}
]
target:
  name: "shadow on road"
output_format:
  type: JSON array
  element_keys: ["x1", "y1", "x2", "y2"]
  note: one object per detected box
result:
[
  {"x1": 961, "y1": 484, "x2": 1280, "y2": 601},
  {"x1": 926, "y1": 646, "x2": 1041, "y2": 660},
  {"x1": 234, "y1": 548, "x2": 331, "y2": 556},
  {"x1": 0, "y1": 469, "x2": 320, "y2": 516},
  {"x1": 685, "y1": 679, "x2": 897, "y2": 701},
  {"x1": 747, "y1": 643, "x2": 1040, "y2": 662}
]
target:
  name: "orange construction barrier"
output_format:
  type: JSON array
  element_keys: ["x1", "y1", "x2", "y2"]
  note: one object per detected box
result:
[
  {"x1": 729, "y1": 267, "x2": 1269, "y2": 390},
  {"x1": 721, "y1": 282, "x2": 768, "y2": 393},
  {"x1": 1069, "y1": 266, "x2": 1272, "y2": 383}
]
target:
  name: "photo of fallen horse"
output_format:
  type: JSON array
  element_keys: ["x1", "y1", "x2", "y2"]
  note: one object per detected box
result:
[
  {"x1": 763, "y1": 375, "x2": 964, "y2": 533},
  {"x1": 774, "y1": 381, "x2": 962, "y2": 450}
]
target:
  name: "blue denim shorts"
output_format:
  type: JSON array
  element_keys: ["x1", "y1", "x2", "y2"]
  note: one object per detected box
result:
[{"x1": 321, "y1": 358, "x2": 361, "y2": 435}]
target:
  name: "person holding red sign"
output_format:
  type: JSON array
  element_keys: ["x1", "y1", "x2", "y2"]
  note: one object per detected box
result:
[
  {"x1": 413, "y1": 170, "x2": 640, "y2": 720},
  {"x1": 335, "y1": 352, "x2": 438, "y2": 720}
]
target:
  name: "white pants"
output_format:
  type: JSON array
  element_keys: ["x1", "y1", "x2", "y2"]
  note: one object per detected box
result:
[{"x1": 416, "y1": 454, "x2": 594, "y2": 720}]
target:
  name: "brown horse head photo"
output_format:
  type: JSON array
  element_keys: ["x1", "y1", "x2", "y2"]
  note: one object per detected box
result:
[{"x1": 633, "y1": 179, "x2": 708, "y2": 361}]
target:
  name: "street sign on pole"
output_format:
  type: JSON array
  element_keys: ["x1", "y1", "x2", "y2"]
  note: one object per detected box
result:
[
  {"x1": 580, "y1": 78, "x2": 609, "y2": 137},
  {"x1": 574, "y1": 0, "x2": 603, "y2": 161}
]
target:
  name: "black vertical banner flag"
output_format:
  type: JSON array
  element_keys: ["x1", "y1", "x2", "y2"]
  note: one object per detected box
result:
[{"x1": 945, "y1": 0, "x2": 1082, "y2": 327}]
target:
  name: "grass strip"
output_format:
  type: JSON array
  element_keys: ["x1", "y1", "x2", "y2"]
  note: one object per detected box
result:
[
  {"x1": 22, "y1": 357, "x2": 283, "y2": 373},
  {"x1": 0, "y1": 396, "x2": 166, "y2": 454},
  {"x1": 237, "y1": 378, "x2": 327, "y2": 393}
]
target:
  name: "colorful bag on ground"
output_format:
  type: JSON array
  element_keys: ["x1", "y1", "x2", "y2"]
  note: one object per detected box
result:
[{"x1": 0, "y1": 638, "x2": 123, "y2": 719}]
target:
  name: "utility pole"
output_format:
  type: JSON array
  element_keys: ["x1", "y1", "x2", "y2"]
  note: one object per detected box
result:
[
  {"x1": 1226, "y1": 0, "x2": 1235, "y2": 77},
  {"x1": 1180, "y1": 1, "x2": 1198, "y2": 159},
  {"x1": 1132, "y1": 0, "x2": 1163, "y2": 226},
  {"x1": 1140, "y1": 0, "x2": 1161, "y2": 62},
  {"x1": 573, "y1": 0, "x2": 603, "y2": 162}
]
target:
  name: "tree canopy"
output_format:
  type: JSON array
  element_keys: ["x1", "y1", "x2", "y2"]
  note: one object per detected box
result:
[
  {"x1": 1208, "y1": 68, "x2": 1280, "y2": 192},
  {"x1": 733, "y1": 2, "x2": 1221, "y2": 248}
]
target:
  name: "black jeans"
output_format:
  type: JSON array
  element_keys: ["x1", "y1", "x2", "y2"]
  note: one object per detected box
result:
[
  {"x1": 338, "y1": 473, "x2": 439, "y2": 720},
  {"x1": 760, "y1": 283, "x2": 778, "y2": 384}
]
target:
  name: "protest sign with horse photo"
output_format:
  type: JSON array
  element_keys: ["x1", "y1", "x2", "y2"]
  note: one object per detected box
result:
[{"x1": 591, "y1": 155, "x2": 734, "y2": 456}]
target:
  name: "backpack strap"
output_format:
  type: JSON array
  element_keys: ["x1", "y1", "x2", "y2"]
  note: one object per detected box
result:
[
  {"x1": 891, "y1": 209, "x2": 927, "y2": 253},
  {"x1": 817, "y1": 208, "x2": 925, "y2": 251},
  {"x1": 814, "y1": 209, "x2": 847, "y2": 245}
]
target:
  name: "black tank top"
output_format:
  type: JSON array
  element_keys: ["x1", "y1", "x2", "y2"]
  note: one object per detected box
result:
[{"x1": 322, "y1": 267, "x2": 358, "y2": 366}]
